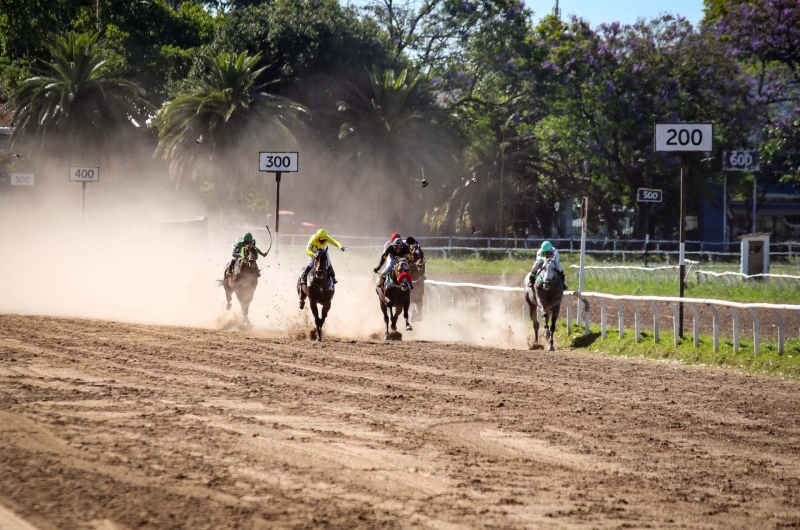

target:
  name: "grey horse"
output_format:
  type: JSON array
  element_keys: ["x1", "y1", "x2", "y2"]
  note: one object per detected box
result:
[{"x1": 524, "y1": 258, "x2": 565, "y2": 351}]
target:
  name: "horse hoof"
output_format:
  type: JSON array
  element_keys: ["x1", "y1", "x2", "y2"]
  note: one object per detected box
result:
[
  {"x1": 548, "y1": 344, "x2": 555, "y2": 352},
  {"x1": 384, "y1": 332, "x2": 390, "y2": 341},
  {"x1": 299, "y1": 300, "x2": 305, "y2": 310},
  {"x1": 406, "y1": 324, "x2": 413, "y2": 331},
  {"x1": 226, "y1": 303, "x2": 231, "y2": 310}
]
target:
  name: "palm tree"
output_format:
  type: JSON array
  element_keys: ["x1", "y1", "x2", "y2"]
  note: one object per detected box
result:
[
  {"x1": 155, "y1": 51, "x2": 305, "y2": 204},
  {"x1": 334, "y1": 67, "x2": 459, "y2": 230},
  {"x1": 4, "y1": 31, "x2": 149, "y2": 158}
]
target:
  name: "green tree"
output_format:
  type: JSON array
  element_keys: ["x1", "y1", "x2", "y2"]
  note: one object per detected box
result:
[
  {"x1": 3, "y1": 31, "x2": 149, "y2": 158},
  {"x1": 154, "y1": 50, "x2": 305, "y2": 206},
  {"x1": 333, "y1": 67, "x2": 459, "y2": 230}
]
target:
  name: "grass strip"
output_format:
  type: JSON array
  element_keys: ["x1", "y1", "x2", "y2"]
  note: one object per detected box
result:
[{"x1": 556, "y1": 324, "x2": 800, "y2": 379}]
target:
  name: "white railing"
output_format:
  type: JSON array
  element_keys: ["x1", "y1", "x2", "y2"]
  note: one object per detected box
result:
[
  {"x1": 568, "y1": 263, "x2": 698, "y2": 283},
  {"x1": 424, "y1": 280, "x2": 800, "y2": 355},
  {"x1": 695, "y1": 270, "x2": 800, "y2": 289}
]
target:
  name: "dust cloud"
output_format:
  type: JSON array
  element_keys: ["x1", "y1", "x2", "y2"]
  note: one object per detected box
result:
[{"x1": 0, "y1": 152, "x2": 530, "y2": 350}]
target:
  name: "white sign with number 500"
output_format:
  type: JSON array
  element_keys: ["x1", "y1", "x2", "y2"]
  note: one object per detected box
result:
[
  {"x1": 10, "y1": 173, "x2": 34, "y2": 186},
  {"x1": 655, "y1": 124, "x2": 713, "y2": 152},
  {"x1": 69, "y1": 166, "x2": 100, "y2": 182}
]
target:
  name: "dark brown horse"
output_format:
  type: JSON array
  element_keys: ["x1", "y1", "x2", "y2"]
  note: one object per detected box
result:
[
  {"x1": 377, "y1": 258, "x2": 413, "y2": 340},
  {"x1": 408, "y1": 244, "x2": 426, "y2": 322},
  {"x1": 297, "y1": 249, "x2": 335, "y2": 342},
  {"x1": 524, "y1": 258, "x2": 564, "y2": 351},
  {"x1": 220, "y1": 246, "x2": 260, "y2": 326}
]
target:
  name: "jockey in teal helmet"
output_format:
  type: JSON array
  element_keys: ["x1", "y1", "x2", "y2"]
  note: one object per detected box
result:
[{"x1": 527, "y1": 240, "x2": 568, "y2": 289}]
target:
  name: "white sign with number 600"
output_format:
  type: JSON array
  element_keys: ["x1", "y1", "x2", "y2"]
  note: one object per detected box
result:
[
  {"x1": 259, "y1": 152, "x2": 298, "y2": 173},
  {"x1": 69, "y1": 166, "x2": 100, "y2": 182},
  {"x1": 10, "y1": 173, "x2": 34, "y2": 186},
  {"x1": 655, "y1": 124, "x2": 713, "y2": 152}
]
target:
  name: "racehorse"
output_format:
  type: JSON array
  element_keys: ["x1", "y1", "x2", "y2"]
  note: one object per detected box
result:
[
  {"x1": 408, "y1": 244, "x2": 426, "y2": 321},
  {"x1": 377, "y1": 258, "x2": 413, "y2": 340},
  {"x1": 220, "y1": 246, "x2": 260, "y2": 326},
  {"x1": 524, "y1": 258, "x2": 564, "y2": 351},
  {"x1": 297, "y1": 249, "x2": 335, "y2": 342}
]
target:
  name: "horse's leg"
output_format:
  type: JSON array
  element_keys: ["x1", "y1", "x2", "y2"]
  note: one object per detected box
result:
[
  {"x1": 390, "y1": 304, "x2": 399, "y2": 331},
  {"x1": 529, "y1": 295, "x2": 540, "y2": 344},
  {"x1": 404, "y1": 297, "x2": 412, "y2": 331},
  {"x1": 224, "y1": 280, "x2": 233, "y2": 311},
  {"x1": 310, "y1": 300, "x2": 322, "y2": 342},
  {"x1": 319, "y1": 300, "x2": 331, "y2": 341},
  {"x1": 543, "y1": 309, "x2": 551, "y2": 339},
  {"x1": 380, "y1": 301, "x2": 390, "y2": 340},
  {"x1": 548, "y1": 303, "x2": 560, "y2": 351}
]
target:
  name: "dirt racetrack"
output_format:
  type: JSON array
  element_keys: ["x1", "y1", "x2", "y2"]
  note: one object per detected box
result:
[{"x1": 1, "y1": 314, "x2": 800, "y2": 530}]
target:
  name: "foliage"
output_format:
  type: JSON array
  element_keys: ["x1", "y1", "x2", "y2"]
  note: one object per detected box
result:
[
  {"x1": 154, "y1": 50, "x2": 304, "y2": 206},
  {"x1": 3, "y1": 31, "x2": 149, "y2": 158},
  {"x1": 334, "y1": 67, "x2": 459, "y2": 229}
]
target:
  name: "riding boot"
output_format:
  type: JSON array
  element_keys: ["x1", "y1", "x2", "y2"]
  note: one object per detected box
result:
[
  {"x1": 300, "y1": 264, "x2": 311, "y2": 285},
  {"x1": 527, "y1": 267, "x2": 538, "y2": 288},
  {"x1": 329, "y1": 266, "x2": 337, "y2": 284},
  {"x1": 228, "y1": 258, "x2": 237, "y2": 278},
  {"x1": 558, "y1": 270, "x2": 568, "y2": 290}
]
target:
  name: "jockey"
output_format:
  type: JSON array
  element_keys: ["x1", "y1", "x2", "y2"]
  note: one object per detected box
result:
[
  {"x1": 383, "y1": 232, "x2": 402, "y2": 252},
  {"x1": 374, "y1": 237, "x2": 412, "y2": 288},
  {"x1": 527, "y1": 240, "x2": 568, "y2": 289},
  {"x1": 228, "y1": 232, "x2": 267, "y2": 276},
  {"x1": 300, "y1": 228, "x2": 345, "y2": 285},
  {"x1": 405, "y1": 236, "x2": 425, "y2": 262}
]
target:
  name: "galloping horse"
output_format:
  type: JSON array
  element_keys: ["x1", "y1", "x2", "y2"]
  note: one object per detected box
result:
[
  {"x1": 220, "y1": 246, "x2": 260, "y2": 326},
  {"x1": 377, "y1": 258, "x2": 413, "y2": 340},
  {"x1": 297, "y1": 249, "x2": 335, "y2": 342},
  {"x1": 524, "y1": 258, "x2": 564, "y2": 351},
  {"x1": 408, "y1": 244, "x2": 426, "y2": 321}
]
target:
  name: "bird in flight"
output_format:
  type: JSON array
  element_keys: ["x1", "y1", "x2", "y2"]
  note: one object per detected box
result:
[{"x1": 410, "y1": 166, "x2": 428, "y2": 187}]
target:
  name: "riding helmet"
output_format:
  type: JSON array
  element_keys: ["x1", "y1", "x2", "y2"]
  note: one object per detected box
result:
[
  {"x1": 541, "y1": 241, "x2": 553, "y2": 253},
  {"x1": 243, "y1": 232, "x2": 254, "y2": 243},
  {"x1": 316, "y1": 229, "x2": 328, "y2": 239}
]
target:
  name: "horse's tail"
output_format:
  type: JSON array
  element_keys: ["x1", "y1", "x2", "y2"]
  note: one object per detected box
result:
[{"x1": 217, "y1": 279, "x2": 225, "y2": 288}]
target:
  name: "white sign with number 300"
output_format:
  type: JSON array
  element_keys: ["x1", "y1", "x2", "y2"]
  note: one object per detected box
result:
[
  {"x1": 655, "y1": 124, "x2": 713, "y2": 152},
  {"x1": 10, "y1": 173, "x2": 34, "y2": 186},
  {"x1": 259, "y1": 152, "x2": 298, "y2": 172},
  {"x1": 69, "y1": 166, "x2": 100, "y2": 182}
]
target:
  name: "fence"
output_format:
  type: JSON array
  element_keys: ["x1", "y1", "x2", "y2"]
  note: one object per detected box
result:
[
  {"x1": 252, "y1": 232, "x2": 800, "y2": 262},
  {"x1": 424, "y1": 280, "x2": 800, "y2": 355},
  {"x1": 695, "y1": 270, "x2": 800, "y2": 289},
  {"x1": 568, "y1": 263, "x2": 698, "y2": 283}
]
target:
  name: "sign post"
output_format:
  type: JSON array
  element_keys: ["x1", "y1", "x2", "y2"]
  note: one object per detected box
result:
[
  {"x1": 576, "y1": 197, "x2": 588, "y2": 324},
  {"x1": 723, "y1": 150, "x2": 760, "y2": 236},
  {"x1": 259, "y1": 152, "x2": 299, "y2": 263},
  {"x1": 69, "y1": 166, "x2": 100, "y2": 226},
  {"x1": 655, "y1": 123, "x2": 712, "y2": 339},
  {"x1": 637, "y1": 189, "x2": 661, "y2": 267}
]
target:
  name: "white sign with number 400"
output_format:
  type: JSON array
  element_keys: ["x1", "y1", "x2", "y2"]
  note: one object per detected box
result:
[
  {"x1": 10, "y1": 173, "x2": 34, "y2": 186},
  {"x1": 69, "y1": 166, "x2": 100, "y2": 182},
  {"x1": 655, "y1": 124, "x2": 713, "y2": 152}
]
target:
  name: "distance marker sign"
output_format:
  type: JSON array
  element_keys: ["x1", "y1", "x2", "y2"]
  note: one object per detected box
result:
[
  {"x1": 10, "y1": 173, "x2": 34, "y2": 186},
  {"x1": 637, "y1": 188, "x2": 662, "y2": 203},
  {"x1": 259, "y1": 152, "x2": 298, "y2": 173},
  {"x1": 722, "y1": 150, "x2": 760, "y2": 172},
  {"x1": 69, "y1": 166, "x2": 100, "y2": 182},
  {"x1": 655, "y1": 124, "x2": 712, "y2": 152}
]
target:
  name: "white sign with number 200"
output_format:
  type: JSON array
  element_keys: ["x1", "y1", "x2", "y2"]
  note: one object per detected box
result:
[
  {"x1": 655, "y1": 124, "x2": 713, "y2": 152},
  {"x1": 69, "y1": 166, "x2": 100, "y2": 182}
]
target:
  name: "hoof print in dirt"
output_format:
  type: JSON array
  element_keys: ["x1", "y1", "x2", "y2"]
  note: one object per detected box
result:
[{"x1": 529, "y1": 343, "x2": 545, "y2": 351}]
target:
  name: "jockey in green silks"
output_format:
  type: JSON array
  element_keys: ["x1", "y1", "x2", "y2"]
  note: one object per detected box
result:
[
  {"x1": 227, "y1": 232, "x2": 267, "y2": 276},
  {"x1": 527, "y1": 241, "x2": 568, "y2": 289}
]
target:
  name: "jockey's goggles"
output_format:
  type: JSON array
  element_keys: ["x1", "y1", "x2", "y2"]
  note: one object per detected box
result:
[{"x1": 319, "y1": 237, "x2": 327, "y2": 243}]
